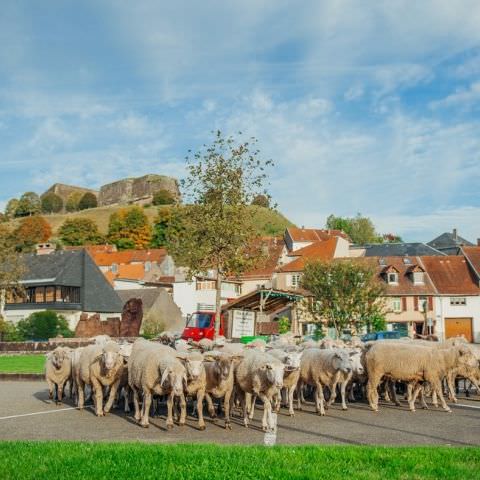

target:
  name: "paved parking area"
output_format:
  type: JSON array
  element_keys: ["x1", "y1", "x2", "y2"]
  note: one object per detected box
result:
[{"x1": 0, "y1": 381, "x2": 479, "y2": 445}]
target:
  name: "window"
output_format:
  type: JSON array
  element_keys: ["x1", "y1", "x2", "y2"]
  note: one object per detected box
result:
[
  {"x1": 235, "y1": 284, "x2": 242, "y2": 295},
  {"x1": 450, "y1": 297, "x2": 466, "y2": 306},
  {"x1": 413, "y1": 272, "x2": 424, "y2": 284},
  {"x1": 35, "y1": 287, "x2": 45, "y2": 303},
  {"x1": 196, "y1": 280, "x2": 215, "y2": 290},
  {"x1": 289, "y1": 274, "x2": 301, "y2": 288},
  {"x1": 111, "y1": 263, "x2": 118, "y2": 274},
  {"x1": 419, "y1": 296, "x2": 427, "y2": 312},
  {"x1": 45, "y1": 286, "x2": 55, "y2": 303},
  {"x1": 388, "y1": 273, "x2": 398, "y2": 284},
  {"x1": 187, "y1": 313, "x2": 213, "y2": 328},
  {"x1": 392, "y1": 297, "x2": 401, "y2": 313}
]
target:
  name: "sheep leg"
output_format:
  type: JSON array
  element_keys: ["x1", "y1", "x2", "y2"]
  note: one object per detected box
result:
[
  {"x1": 140, "y1": 389, "x2": 152, "y2": 428},
  {"x1": 327, "y1": 382, "x2": 338, "y2": 407},
  {"x1": 288, "y1": 386, "x2": 295, "y2": 416},
  {"x1": 177, "y1": 393, "x2": 187, "y2": 426},
  {"x1": 431, "y1": 380, "x2": 451, "y2": 412},
  {"x1": 47, "y1": 379, "x2": 55, "y2": 401},
  {"x1": 224, "y1": 389, "x2": 233, "y2": 430},
  {"x1": 340, "y1": 380, "x2": 348, "y2": 410},
  {"x1": 431, "y1": 389, "x2": 439, "y2": 408},
  {"x1": 258, "y1": 393, "x2": 272, "y2": 431},
  {"x1": 77, "y1": 379, "x2": 85, "y2": 410},
  {"x1": 247, "y1": 394, "x2": 256, "y2": 420},
  {"x1": 91, "y1": 378, "x2": 104, "y2": 416},
  {"x1": 409, "y1": 383, "x2": 422, "y2": 412},
  {"x1": 132, "y1": 387, "x2": 141, "y2": 421},
  {"x1": 205, "y1": 393, "x2": 217, "y2": 421},
  {"x1": 104, "y1": 380, "x2": 120, "y2": 414},
  {"x1": 196, "y1": 391, "x2": 206, "y2": 430},
  {"x1": 56, "y1": 383, "x2": 64, "y2": 405},
  {"x1": 315, "y1": 380, "x2": 325, "y2": 416},
  {"x1": 123, "y1": 387, "x2": 131, "y2": 414},
  {"x1": 446, "y1": 373, "x2": 458, "y2": 403},
  {"x1": 367, "y1": 376, "x2": 381, "y2": 412},
  {"x1": 165, "y1": 392, "x2": 175, "y2": 429},
  {"x1": 296, "y1": 382, "x2": 303, "y2": 410}
]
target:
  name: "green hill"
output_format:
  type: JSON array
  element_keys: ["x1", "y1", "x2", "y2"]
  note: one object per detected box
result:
[{"x1": 5, "y1": 204, "x2": 294, "y2": 238}]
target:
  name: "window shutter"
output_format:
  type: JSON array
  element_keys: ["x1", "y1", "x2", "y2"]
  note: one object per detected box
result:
[
  {"x1": 428, "y1": 296, "x2": 433, "y2": 311},
  {"x1": 401, "y1": 297, "x2": 407, "y2": 311},
  {"x1": 414, "y1": 296, "x2": 419, "y2": 311}
]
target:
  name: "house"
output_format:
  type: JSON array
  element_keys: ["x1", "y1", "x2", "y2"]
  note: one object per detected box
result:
[
  {"x1": 422, "y1": 256, "x2": 480, "y2": 343},
  {"x1": 275, "y1": 236, "x2": 349, "y2": 290},
  {"x1": 462, "y1": 245, "x2": 480, "y2": 286},
  {"x1": 284, "y1": 227, "x2": 350, "y2": 252},
  {"x1": 427, "y1": 229, "x2": 474, "y2": 255},
  {"x1": 84, "y1": 246, "x2": 179, "y2": 287},
  {"x1": 4, "y1": 248, "x2": 123, "y2": 329},
  {"x1": 172, "y1": 276, "x2": 242, "y2": 319},
  {"x1": 353, "y1": 242, "x2": 445, "y2": 257}
]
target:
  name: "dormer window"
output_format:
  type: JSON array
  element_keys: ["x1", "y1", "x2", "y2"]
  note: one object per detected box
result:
[
  {"x1": 387, "y1": 272, "x2": 399, "y2": 284},
  {"x1": 413, "y1": 272, "x2": 424, "y2": 284}
]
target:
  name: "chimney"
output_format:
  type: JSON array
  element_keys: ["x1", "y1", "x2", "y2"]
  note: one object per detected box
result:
[
  {"x1": 453, "y1": 228, "x2": 458, "y2": 241},
  {"x1": 36, "y1": 243, "x2": 56, "y2": 255}
]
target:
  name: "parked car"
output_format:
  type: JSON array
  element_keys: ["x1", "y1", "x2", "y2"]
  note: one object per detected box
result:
[
  {"x1": 181, "y1": 311, "x2": 225, "y2": 341},
  {"x1": 361, "y1": 331, "x2": 402, "y2": 342}
]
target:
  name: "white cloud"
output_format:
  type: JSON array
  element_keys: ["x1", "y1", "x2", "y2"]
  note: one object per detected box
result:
[
  {"x1": 430, "y1": 81, "x2": 480, "y2": 110},
  {"x1": 344, "y1": 85, "x2": 364, "y2": 101}
]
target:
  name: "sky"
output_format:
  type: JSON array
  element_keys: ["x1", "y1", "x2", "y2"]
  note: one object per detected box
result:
[{"x1": 1, "y1": 1, "x2": 480, "y2": 242}]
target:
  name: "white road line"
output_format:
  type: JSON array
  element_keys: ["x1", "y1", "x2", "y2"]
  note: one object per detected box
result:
[
  {"x1": 0, "y1": 405, "x2": 92, "y2": 421},
  {"x1": 454, "y1": 403, "x2": 480, "y2": 410}
]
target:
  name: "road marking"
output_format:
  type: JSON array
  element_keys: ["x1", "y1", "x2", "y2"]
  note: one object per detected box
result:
[
  {"x1": 0, "y1": 405, "x2": 92, "y2": 421},
  {"x1": 454, "y1": 403, "x2": 480, "y2": 410}
]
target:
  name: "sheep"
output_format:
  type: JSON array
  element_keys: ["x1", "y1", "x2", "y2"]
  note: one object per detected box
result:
[
  {"x1": 203, "y1": 352, "x2": 241, "y2": 429},
  {"x1": 69, "y1": 347, "x2": 84, "y2": 402},
  {"x1": 365, "y1": 342, "x2": 478, "y2": 413},
  {"x1": 113, "y1": 343, "x2": 133, "y2": 414},
  {"x1": 177, "y1": 351, "x2": 207, "y2": 430},
  {"x1": 265, "y1": 348, "x2": 302, "y2": 416},
  {"x1": 76, "y1": 341, "x2": 124, "y2": 416},
  {"x1": 245, "y1": 339, "x2": 267, "y2": 351},
  {"x1": 235, "y1": 351, "x2": 284, "y2": 430},
  {"x1": 128, "y1": 339, "x2": 187, "y2": 429},
  {"x1": 298, "y1": 348, "x2": 353, "y2": 415},
  {"x1": 344, "y1": 348, "x2": 366, "y2": 404},
  {"x1": 45, "y1": 347, "x2": 72, "y2": 404}
]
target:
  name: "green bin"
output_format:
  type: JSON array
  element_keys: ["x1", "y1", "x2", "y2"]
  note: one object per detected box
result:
[{"x1": 240, "y1": 335, "x2": 269, "y2": 344}]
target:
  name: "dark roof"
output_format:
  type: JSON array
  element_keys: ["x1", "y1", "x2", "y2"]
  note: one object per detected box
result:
[
  {"x1": 361, "y1": 243, "x2": 445, "y2": 257},
  {"x1": 462, "y1": 246, "x2": 480, "y2": 280},
  {"x1": 20, "y1": 251, "x2": 123, "y2": 313},
  {"x1": 117, "y1": 288, "x2": 164, "y2": 311},
  {"x1": 428, "y1": 231, "x2": 474, "y2": 252}
]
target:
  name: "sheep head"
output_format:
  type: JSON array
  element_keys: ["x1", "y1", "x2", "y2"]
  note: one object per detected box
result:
[{"x1": 49, "y1": 347, "x2": 70, "y2": 369}]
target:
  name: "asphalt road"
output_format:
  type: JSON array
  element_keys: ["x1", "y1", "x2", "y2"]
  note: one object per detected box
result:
[{"x1": 0, "y1": 381, "x2": 479, "y2": 445}]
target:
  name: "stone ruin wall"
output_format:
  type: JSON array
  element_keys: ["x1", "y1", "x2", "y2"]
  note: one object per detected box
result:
[{"x1": 98, "y1": 174, "x2": 180, "y2": 206}]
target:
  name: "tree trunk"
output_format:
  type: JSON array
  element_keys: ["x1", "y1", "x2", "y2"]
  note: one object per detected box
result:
[
  {"x1": 0, "y1": 289, "x2": 5, "y2": 319},
  {"x1": 214, "y1": 271, "x2": 223, "y2": 338}
]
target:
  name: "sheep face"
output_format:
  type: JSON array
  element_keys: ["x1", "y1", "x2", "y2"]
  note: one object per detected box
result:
[
  {"x1": 100, "y1": 344, "x2": 121, "y2": 371},
  {"x1": 185, "y1": 359, "x2": 204, "y2": 381},
  {"x1": 349, "y1": 350, "x2": 364, "y2": 375},
  {"x1": 457, "y1": 345, "x2": 478, "y2": 368},
  {"x1": 263, "y1": 363, "x2": 285, "y2": 389},
  {"x1": 161, "y1": 366, "x2": 187, "y2": 396},
  {"x1": 332, "y1": 351, "x2": 352, "y2": 374},
  {"x1": 284, "y1": 352, "x2": 302, "y2": 371},
  {"x1": 50, "y1": 348, "x2": 69, "y2": 369},
  {"x1": 214, "y1": 357, "x2": 234, "y2": 382}
]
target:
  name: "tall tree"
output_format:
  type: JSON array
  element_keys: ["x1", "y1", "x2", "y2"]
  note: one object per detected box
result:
[
  {"x1": 4, "y1": 198, "x2": 19, "y2": 219},
  {"x1": 13, "y1": 215, "x2": 52, "y2": 252},
  {"x1": 166, "y1": 130, "x2": 273, "y2": 336},
  {"x1": 152, "y1": 189, "x2": 176, "y2": 206},
  {"x1": 0, "y1": 225, "x2": 24, "y2": 319},
  {"x1": 151, "y1": 208, "x2": 173, "y2": 248},
  {"x1": 108, "y1": 206, "x2": 152, "y2": 249},
  {"x1": 41, "y1": 192, "x2": 64, "y2": 214},
  {"x1": 65, "y1": 192, "x2": 83, "y2": 212},
  {"x1": 16, "y1": 192, "x2": 41, "y2": 217},
  {"x1": 301, "y1": 259, "x2": 385, "y2": 337},
  {"x1": 78, "y1": 192, "x2": 98, "y2": 210},
  {"x1": 326, "y1": 213, "x2": 381, "y2": 244},
  {"x1": 59, "y1": 218, "x2": 104, "y2": 246}
]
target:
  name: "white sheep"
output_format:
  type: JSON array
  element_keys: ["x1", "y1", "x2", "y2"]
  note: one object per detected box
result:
[{"x1": 45, "y1": 347, "x2": 72, "y2": 404}]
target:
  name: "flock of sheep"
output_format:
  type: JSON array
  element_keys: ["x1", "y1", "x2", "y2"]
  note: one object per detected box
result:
[{"x1": 45, "y1": 333, "x2": 480, "y2": 432}]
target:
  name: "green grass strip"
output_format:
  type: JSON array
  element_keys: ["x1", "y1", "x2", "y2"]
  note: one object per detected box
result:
[
  {"x1": 0, "y1": 355, "x2": 45, "y2": 374},
  {"x1": 0, "y1": 443, "x2": 479, "y2": 480}
]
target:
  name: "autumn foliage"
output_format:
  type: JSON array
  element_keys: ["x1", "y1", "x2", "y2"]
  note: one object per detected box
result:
[
  {"x1": 108, "y1": 206, "x2": 152, "y2": 250},
  {"x1": 13, "y1": 215, "x2": 52, "y2": 251}
]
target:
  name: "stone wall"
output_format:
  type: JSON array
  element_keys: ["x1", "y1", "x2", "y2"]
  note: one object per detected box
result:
[
  {"x1": 43, "y1": 183, "x2": 99, "y2": 205},
  {"x1": 74, "y1": 313, "x2": 121, "y2": 337},
  {"x1": 99, "y1": 174, "x2": 180, "y2": 206}
]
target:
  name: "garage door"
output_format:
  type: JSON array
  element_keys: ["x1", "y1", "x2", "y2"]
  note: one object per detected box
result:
[{"x1": 445, "y1": 318, "x2": 473, "y2": 342}]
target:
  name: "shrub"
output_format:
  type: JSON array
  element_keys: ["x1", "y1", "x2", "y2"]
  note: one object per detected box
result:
[
  {"x1": 65, "y1": 192, "x2": 83, "y2": 212},
  {"x1": 14, "y1": 215, "x2": 52, "y2": 252},
  {"x1": 251, "y1": 194, "x2": 270, "y2": 208},
  {"x1": 108, "y1": 206, "x2": 152, "y2": 249},
  {"x1": 58, "y1": 218, "x2": 104, "y2": 246},
  {"x1": 5, "y1": 198, "x2": 19, "y2": 219},
  {"x1": 41, "y1": 193, "x2": 63, "y2": 214},
  {"x1": 151, "y1": 209, "x2": 172, "y2": 248},
  {"x1": 16, "y1": 311, "x2": 74, "y2": 341},
  {"x1": 278, "y1": 316, "x2": 291, "y2": 334},
  {"x1": 16, "y1": 192, "x2": 41, "y2": 217},
  {"x1": 152, "y1": 189, "x2": 176, "y2": 206},
  {"x1": 78, "y1": 193, "x2": 98, "y2": 210},
  {"x1": 0, "y1": 317, "x2": 24, "y2": 342}
]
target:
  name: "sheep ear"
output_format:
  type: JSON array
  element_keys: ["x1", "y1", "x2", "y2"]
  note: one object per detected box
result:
[
  {"x1": 348, "y1": 351, "x2": 357, "y2": 357},
  {"x1": 265, "y1": 364, "x2": 273, "y2": 370},
  {"x1": 45, "y1": 352, "x2": 52, "y2": 359},
  {"x1": 176, "y1": 353, "x2": 187, "y2": 361},
  {"x1": 203, "y1": 354, "x2": 218, "y2": 362},
  {"x1": 160, "y1": 368, "x2": 171, "y2": 387}
]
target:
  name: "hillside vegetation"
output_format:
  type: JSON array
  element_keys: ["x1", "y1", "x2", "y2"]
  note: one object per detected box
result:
[{"x1": 5, "y1": 204, "x2": 294, "y2": 238}]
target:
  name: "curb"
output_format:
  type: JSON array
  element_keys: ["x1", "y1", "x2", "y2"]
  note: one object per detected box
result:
[{"x1": 0, "y1": 373, "x2": 44, "y2": 381}]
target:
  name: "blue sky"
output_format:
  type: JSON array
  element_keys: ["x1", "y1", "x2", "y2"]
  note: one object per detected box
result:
[{"x1": 2, "y1": 1, "x2": 480, "y2": 242}]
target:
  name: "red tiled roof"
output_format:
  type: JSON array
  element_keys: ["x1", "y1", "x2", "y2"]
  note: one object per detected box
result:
[
  {"x1": 462, "y1": 246, "x2": 480, "y2": 279},
  {"x1": 278, "y1": 238, "x2": 338, "y2": 272},
  {"x1": 91, "y1": 248, "x2": 167, "y2": 267},
  {"x1": 240, "y1": 237, "x2": 285, "y2": 279},
  {"x1": 420, "y1": 256, "x2": 480, "y2": 295},
  {"x1": 286, "y1": 227, "x2": 350, "y2": 243}
]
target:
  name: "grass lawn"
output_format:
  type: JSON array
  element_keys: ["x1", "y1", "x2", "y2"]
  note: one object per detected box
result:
[
  {"x1": 0, "y1": 354, "x2": 45, "y2": 374},
  {"x1": 0, "y1": 443, "x2": 478, "y2": 480}
]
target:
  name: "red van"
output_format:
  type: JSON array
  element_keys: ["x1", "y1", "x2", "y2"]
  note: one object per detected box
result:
[{"x1": 181, "y1": 311, "x2": 225, "y2": 341}]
